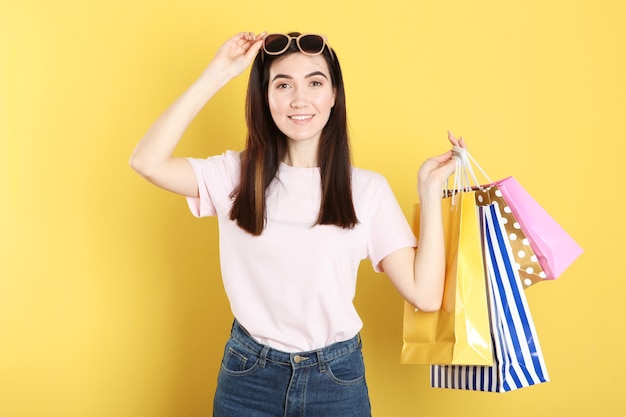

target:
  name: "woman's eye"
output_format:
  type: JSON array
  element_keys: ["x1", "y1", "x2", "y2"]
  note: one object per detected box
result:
[
  {"x1": 310, "y1": 80, "x2": 322, "y2": 87},
  {"x1": 276, "y1": 83, "x2": 291, "y2": 89}
]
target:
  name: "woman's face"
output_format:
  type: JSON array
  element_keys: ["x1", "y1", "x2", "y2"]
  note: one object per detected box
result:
[{"x1": 267, "y1": 53, "x2": 336, "y2": 146}]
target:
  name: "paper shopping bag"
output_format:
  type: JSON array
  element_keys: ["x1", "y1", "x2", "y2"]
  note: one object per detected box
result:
[
  {"x1": 474, "y1": 186, "x2": 546, "y2": 289},
  {"x1": 430, "y1": 203, "x2": 550, "y2": 392},
  {"x1": 496, "y1": 176, "x2": 583, "y2": 279},
  {"x1": 400, "y1": 191, "x2": 492, "y2": 365},
  {"x1": 451, "y1": 145, "x2": 582, "y2": 280}
]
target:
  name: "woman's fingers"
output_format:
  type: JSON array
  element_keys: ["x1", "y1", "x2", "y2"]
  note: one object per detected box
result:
[
  {"x1": 447, "y1": 131, "x2": 459, "y2": 147},
  {"x1": 448, "y1": 131, "x2": 468, "y2": 149}
]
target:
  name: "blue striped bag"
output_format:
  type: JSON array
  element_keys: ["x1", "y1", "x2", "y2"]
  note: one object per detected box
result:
[{"x1": 430, "y1": 203, "x2": 550, "y2": 392}]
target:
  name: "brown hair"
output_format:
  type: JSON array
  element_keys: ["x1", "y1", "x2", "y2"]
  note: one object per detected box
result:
[{"x1": 229, "y1": 32, "x2": 357, "y2": 235}]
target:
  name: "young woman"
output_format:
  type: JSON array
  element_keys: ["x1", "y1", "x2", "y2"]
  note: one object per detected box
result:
[{"x1": 130, "y1": 31, "x2": 464, "y2": 417}]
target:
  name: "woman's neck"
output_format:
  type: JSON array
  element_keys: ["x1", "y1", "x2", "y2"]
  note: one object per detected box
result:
[{"x1": 283, "y1": 140, "x2": 319, "y2": 167}]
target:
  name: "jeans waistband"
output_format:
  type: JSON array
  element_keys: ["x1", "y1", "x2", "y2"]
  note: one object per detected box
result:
[{"x1": 229, "y1": 320, "x2": 361, "y2": 370}]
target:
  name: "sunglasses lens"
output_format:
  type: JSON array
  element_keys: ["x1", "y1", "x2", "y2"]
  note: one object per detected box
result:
[
  {"x1": 298, "y1": 35, "x2": 325, "y2": 54},
  {"x1": 264, "y1": 34, "x2": 290, "y2": 54}
]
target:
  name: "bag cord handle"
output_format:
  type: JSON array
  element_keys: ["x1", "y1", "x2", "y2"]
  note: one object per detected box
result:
[{"x1": 445, "y1": 146, "x2": 494, "y2": 204}]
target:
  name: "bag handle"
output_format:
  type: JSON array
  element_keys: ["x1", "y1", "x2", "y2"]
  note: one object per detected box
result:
[
  {"x1": 452, "y1": 145, "x2": 493, "y2": 186},
  {"x1": 445, "y1": 146, "x2": 494, "y2": 204}
]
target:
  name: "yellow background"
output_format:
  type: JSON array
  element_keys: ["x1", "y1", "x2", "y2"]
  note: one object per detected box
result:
[{"x1": 1, "y1": 0, "x2": 624, "y2": 416}]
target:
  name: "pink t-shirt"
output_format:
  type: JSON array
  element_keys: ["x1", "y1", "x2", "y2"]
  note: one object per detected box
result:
[{"x1": 186, "y1": 150, "x2": 416, "y2": 352}]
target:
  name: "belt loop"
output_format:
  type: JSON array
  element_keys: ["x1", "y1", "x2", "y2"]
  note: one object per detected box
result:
[
  {"x1": 259, "y1": 345, "x2": 270, "y2": 368},
  {"x1": 317, "y1": 350, "x2": 326, "y2": 373}
]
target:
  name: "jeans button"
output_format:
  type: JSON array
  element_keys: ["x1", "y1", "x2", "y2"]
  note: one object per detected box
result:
[{"x1": 293, "y1": 355, "x2": 308, "y2": 364}]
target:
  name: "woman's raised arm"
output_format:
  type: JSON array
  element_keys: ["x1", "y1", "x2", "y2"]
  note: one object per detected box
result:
[{"x1": 129, "y1": 32, "x2": 265, "y2": 197}]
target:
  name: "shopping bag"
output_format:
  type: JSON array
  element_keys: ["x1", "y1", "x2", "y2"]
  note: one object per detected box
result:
[
  {"x1": 400, "y1": 190, "x2": 492, "y2": 365},
  {"x1": 474, "y1": 186, "x2": 546, "y2": 288},
  {"x1": 430, "y1": 203, "x2": 550, "y2": 392},
  {"x1": 454, "y1": 146, "x2": 583, "y2": 281},
  {"x1": 495, "y1": 176, "x2": 583, "y2": 279}
]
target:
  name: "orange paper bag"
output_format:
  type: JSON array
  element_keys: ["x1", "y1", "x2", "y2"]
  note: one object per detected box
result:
[{"x1": 401, "y1": 191, "x2": 492, "y2": 365}]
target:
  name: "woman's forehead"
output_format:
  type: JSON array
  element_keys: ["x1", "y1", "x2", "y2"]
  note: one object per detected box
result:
[{"x1": 269, "y1": 53, "x2": 331, "y2": 78}]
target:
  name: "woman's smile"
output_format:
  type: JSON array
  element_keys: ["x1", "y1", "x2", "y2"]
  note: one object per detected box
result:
[{"x1": 289, "y1": 114, "x2": 314, "y2": 122}]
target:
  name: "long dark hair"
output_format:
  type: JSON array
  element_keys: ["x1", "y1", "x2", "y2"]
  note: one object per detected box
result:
[{"x1": 229, "y1": 32, "x2": 357, "y2": 236}]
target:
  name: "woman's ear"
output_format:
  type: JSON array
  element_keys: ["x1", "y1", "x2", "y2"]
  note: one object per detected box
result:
[{"x1": 332, "y1": 88, "x2": 337, "y2": 107}]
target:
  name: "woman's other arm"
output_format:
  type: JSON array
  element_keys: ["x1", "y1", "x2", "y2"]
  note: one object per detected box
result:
[{"x1": 381, "y1": 133, "x2": 466, "y2": 312}]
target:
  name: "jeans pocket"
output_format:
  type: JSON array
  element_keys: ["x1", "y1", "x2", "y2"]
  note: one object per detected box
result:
[
  {"x1": 220, "y1": 338, "x2": 260, "y2": 376},
  {"x1": 326, "y1": 348, "x2": 366, "y2": 385}
]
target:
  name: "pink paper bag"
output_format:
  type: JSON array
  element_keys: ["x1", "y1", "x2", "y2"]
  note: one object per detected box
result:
[{"x1": 495, "y1": 176, "x2": 583, "y2": 279}]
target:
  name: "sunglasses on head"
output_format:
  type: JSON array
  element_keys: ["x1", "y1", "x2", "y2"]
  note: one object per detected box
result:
[{"x1": 262, "y1": 33, "x2": 334, "y2": 60}]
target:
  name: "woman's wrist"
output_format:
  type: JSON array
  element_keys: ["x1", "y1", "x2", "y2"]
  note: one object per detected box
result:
[
  {"x1": 198, "y1": 64, "x2": 233, "y2": 91},
  {"x1": 417, "y1": 182, "x2": 442, "y2": 204}
]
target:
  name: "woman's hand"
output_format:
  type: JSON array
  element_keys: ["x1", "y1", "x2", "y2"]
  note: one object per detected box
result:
[
  {"x1": 206, "y1": 32, "x2": 267, "y2": 79},
  {"x1": 416, "y1": 131, "x2": 467, "y2": 199}
]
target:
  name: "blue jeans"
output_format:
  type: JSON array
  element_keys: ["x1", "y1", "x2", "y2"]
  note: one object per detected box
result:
[{"x1": 213, "y1": 320, "x2": 372, "y2": 417}]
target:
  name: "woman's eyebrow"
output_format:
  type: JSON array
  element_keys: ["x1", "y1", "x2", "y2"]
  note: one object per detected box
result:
[
  {"x1": 305, "y1": 71, "x2": 329, "y2": 80},
  {"x1": 271, "y1": 74, "x2": 292, "y2": 82},
  {"x1": 271, "y1": 71, "x2": 329, "y2": 82}
]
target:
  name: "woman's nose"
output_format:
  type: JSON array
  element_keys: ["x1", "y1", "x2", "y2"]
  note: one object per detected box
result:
[{"x1": 290, "y1": 89, "x2": 307, "y2": 108}]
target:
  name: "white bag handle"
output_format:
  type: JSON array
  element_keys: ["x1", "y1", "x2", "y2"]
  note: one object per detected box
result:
[{"x1": 445, "y1": 146, "x2": 493, "y2": 204}]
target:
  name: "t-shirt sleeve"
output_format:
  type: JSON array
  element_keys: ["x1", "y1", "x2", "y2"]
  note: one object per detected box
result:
[
  {"x1": 185, "y1": 151, "x2": 241, "y2": 218},
  {"x1": 363, "y1": 174, "x2": 417, "y2": 273}
]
